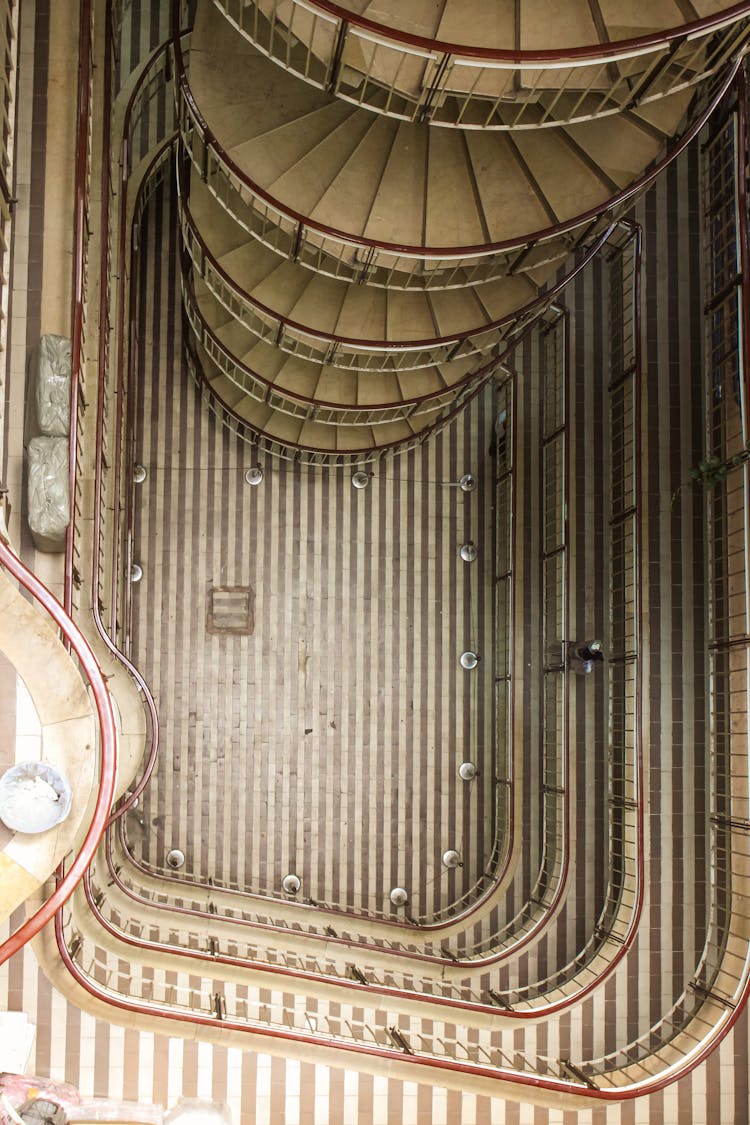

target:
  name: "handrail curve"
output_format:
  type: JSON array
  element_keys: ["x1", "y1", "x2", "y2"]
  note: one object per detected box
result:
[
  {"x1": 174, "y1": 26, "x2": 745, "y2": 291},
  {"x1": 0, "y1": 535, "x2": 118, "y2": 965},
  {"x1": 180, "y1": 178, "x2": 624, "y2": 373},
  {"x1": 214, "y1": 0, "x2": 750, "y2": 128}
]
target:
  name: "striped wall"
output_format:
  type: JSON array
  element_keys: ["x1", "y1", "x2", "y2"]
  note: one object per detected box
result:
[
  {"x1": 127, "y1": 177, "x2": 498, "y2": 922},
  {"x1": 114, "y1": 0, "x2": 173, "y2": 91}
]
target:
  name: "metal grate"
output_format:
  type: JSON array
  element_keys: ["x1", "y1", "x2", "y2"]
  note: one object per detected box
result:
[{"x1": 206, "y1": 585, "x2": 255, "y2": 634}]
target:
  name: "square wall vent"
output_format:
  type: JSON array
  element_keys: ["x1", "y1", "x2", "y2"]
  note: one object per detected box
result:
[{"x1": 206, "y1": 585, "x2": 255, "y2": 635}]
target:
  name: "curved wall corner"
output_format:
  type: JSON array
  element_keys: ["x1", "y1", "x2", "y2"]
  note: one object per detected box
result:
[{"x1": 0, "y1": 564, "x2": 97, "y2": 922}]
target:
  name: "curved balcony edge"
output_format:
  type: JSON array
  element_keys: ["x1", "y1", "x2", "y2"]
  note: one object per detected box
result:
[
  {"x1": 0, "y1": 529, "x2": 118, "y2": 966},
  {"x1": 210, "y1": 0, "x2": 750, "y2": 129},
  {"x1": 173, "y1": 33, "x2": 744, "y2": 292},
  {"x1": 178, "y1": 172, "x2": 620, "y2": 373},
  {"x1": 50, "y1": 887, "x2": 750, "y2": 1106}
]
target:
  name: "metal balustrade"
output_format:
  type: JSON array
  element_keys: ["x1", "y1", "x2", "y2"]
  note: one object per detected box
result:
[
  {"x1": 214, "y1": 0, "x2": 750, "y2": 130},
  {"x1": 575, "y1": 79, "x2": 750, "y2": 1089},
  {"x1": 60, "y1": 913, "x2": 588, "y2": 1092},
  {"x1": 172, "y1": 30, "x2": 588, "y2": 292},
  {"x1": 179, "y1": 164, "x2": 624, "y2": 375},
  {"x1": 182, "y1": 270, "x2": 472, "y2": 429}
]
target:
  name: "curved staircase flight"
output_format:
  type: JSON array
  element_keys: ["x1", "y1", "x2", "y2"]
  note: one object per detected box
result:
[{"x1": 177, "y1": 0, "x2": 750, "y2": 453}]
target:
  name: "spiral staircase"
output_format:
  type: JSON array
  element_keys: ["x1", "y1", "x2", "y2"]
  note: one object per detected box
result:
[{"x1": 177, "y1": 0, "x2": 746, "y2": 457}]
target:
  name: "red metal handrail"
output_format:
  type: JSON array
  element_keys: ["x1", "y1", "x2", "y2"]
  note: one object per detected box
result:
[
  {"x1": 64, "y1": 0, "x2": 93, "y2": 615},
  {"x1": 174, "y1": 28, "x2": 745, "y2": 264},
  {"x1": 255, "y1": 0, "x2": 750, "y2": 65},
  {"x1": 180, "y1": 177, "x2": 617, "y2": 360},
  {"x1": 0, "y1": 536, "x2": 117, "y2": 965}
]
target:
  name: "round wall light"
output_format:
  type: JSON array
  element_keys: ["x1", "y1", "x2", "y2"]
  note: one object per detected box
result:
[
  {"x1": 459, "y1": 542, "x2": 478, "y2": 562},
  {"x1": 282, "y1": 873, "x2": 301, "y2": 895},
  {"x1": 133, "y1": 464, "x2": 147, "y2": 484},
  {"x1": 389, "y1": 887, "x2": 408, "y2": 907},
  {"x1": 442, "y1": 849, "x2": 462, "y2": 869},
  {"x1": 458, "y1": 761, "x2": 478, "y2": 781},
  {"x1": 352, "y1": 471, "x2": 370, "y2": 489},
  {"x1": 459, "y1": 474, "x2": 476, "y2": 492},
  {"x1": 130, "y1": 563, "x2": 143, "y2": 583},
  {"x1": 245, "y1": 466, "x2": 264, "y2": 486},
  {"x1": 166, "y1": 848, "x2": 185, "y2": 870},
  {"x1": 460, "y1": 651, "x2": 479, "y2": 669}
]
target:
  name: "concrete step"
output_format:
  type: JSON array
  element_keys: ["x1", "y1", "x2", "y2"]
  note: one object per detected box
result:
[
  {"x1": 190, "y1": 272, "x2": 484, "y2": 413},
  {"x1": 188, "y1": 6, "x2": 688, "y2": 262},
  {"x1": 191, "y1": 182, "x2": 540, "y2": 346},
  {"x1": 360, "y1": 121, "x2": 427, "y2": 247},
  {"x1": 598, "y1": 0, "x2": 693, "y2": 41},
  {"x1": 232, "y1": 101, "x2": 357, "y2": 189},
  {"x1": 310, "y1": 115, "x2": 399, "y2": 235},
  {"x1": 268, "y1": 107, "x2": 377, "y2": 214}
]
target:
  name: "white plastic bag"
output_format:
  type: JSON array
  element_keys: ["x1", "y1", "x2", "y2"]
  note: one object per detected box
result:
[
  {"x1": 26, "y1": 436, "x2": 69, "y2": 551},
  {"x1": 35, "y1": 334, "x2": 71, "y2": 436}
]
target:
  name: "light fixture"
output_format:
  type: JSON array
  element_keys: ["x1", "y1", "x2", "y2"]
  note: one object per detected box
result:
[
  {"x1": 390, "y1": 887, "x2": 408, "y2": 907},
  {"x1": 130, "y1": 563, "x2": 143, "y2": 583},
  {"x1": 244, "y1": 466, "x2": 263, "y2": 485},
  {"x1": 458, "y1": 761, "x2": 478, "y2": 781},
  {"x1": 460, "y1": 651, "x2": 478, "y2": 669},
  {"x1": 459, "y1": 474, "x2": 476, "y2": 492},
  {"x1": 133, "y1": 464, "x2": 147, "y2": 484},
  {"x1": 282, "y1": 873, "x2": 301, "y2": 894},
  {"x1": 166, "y1": 848, "x2": 185, "y2": 869},
  {"x1": 442, "y1": 849, "x2": 462, "y2": 869},
  {"x1": 459, "y1": 542, "x2": 478, "y2": 562},
  {"x1": 352, "y1": 471, "x2": 370, "y2": 489}
]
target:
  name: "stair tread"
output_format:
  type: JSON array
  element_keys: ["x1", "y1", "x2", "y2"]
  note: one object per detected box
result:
[
  {"x1": 230, "y1": 102, "x2": 357, "y2": 190},
  {"x1": 309, "y1": 116, "x2": 399, "y2": 234},
  {"x1": 598, "y1": 0, "x2": 689, "y2": 39},
  {"x1": 424, "y1": 130, "x2": 489, "y2": 247},
  {"x1": 509, "y1": 129, "x2": 616, "y2": 223},
  {"x1": 268, "y1": 112, "x2": 377, "y2": 215},
  {"x1": 519, "y1": 0, "x2": 600, "y2": 49},
  {"x1": 189, "y1": 15, "x2": 331, "y2": 148},
  {"x1": 435, "y1": 0, "x2": 515, "y2": 48},
  {"x1": 464, "y1": 132, "x2": 552, "y2": 243},
  {"x1": 564, "y1": 116, "x2": 662, "y2": 187},
  {"x1": 361, "y1": 124, "x2": 427, "y2": 247}
]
